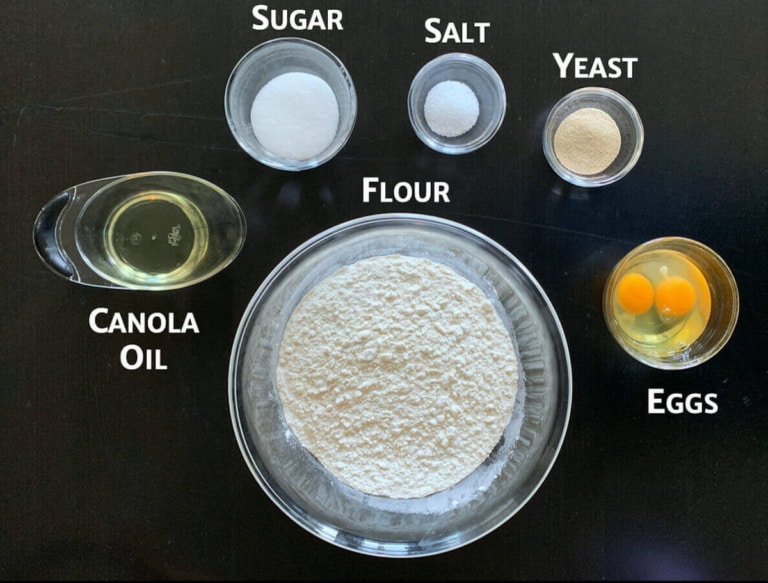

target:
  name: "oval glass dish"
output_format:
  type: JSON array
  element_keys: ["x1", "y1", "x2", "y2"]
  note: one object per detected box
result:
[
  {"x1": 33, "y1": 171, "x2": 246, "y2": 291},
  {"x1": 229, "y1": 213, "x2": 571, "y2": 557}
]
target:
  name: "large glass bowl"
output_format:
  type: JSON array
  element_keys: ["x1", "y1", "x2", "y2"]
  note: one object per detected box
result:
[{"x1": 229, "y1": 213, "x2": 571, "y2": 557}]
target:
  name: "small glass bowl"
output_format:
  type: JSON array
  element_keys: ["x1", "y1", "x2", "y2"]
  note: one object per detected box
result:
[
  {"x1": 543, "y1": 87, "x2": 644, "y2": 187},
  {"x1": 224, "y1": 37, "x2": 357, "y2": 171},
  {"x1": 603, "y1": 237, "x2": 739, "y2": 370},
  {"x1": 408, "y1": 53, "x2": 506, "y2": 155}
]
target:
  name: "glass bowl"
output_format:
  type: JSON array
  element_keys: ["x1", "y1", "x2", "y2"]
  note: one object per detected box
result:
[
  {"x1": 224, "y1": 37, "x2": 357, "y2": 171},
  {"x1": 229, "y1": 213, "x2": 572, "y2": 557},
  {"x1": 408, "y1": 53, "x2": 506, "y2": 154},
  {"x1": 33, "y1": 171, "x2": 246, "y2": 291},
  {"x1": 603, "y1": 236, "x2": 739, "y2": 369},
  {"x1": 543, "y1": 87, "x2": 644, "y2": 187}
]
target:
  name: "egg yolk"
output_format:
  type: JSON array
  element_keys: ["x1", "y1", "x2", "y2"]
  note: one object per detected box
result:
[
  {"x1": 655, "y1": 275, "x2": 696, "y2": 319},
  {"x1": 616, "y1": 272, "x2": 654, "y2": 314}
]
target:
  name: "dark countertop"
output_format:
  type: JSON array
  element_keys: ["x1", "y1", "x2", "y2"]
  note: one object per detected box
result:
[{"x1": 1, "y1": 1, "x2": 766, "y2": 580}]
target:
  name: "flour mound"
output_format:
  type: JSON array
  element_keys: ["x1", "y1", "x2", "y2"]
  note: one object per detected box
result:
[{"x1": 276, "y1": 254, "x2": 519, "y2": 499}]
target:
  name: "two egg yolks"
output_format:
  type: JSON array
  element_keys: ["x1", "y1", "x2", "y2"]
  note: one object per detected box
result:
[{"x1": 616, "y1": 272, "x2": 697, "y2": 318}]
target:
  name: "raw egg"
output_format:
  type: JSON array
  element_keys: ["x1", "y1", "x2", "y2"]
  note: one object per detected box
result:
[
  {"x1": 616, "y1": 272, "x2": 654, "y2": 314},
  {"x1": 655, "y1": 275, "x2": 696, "y2": 319}
]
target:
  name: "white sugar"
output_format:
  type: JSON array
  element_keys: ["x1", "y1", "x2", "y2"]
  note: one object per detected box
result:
[{"x1": 250, "y1": 72, "x2": 339, "y2": 161}]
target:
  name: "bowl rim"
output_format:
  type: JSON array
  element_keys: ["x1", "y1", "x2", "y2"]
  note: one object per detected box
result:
[
  {"x1": 542, "y1": 86, "x2": 644, "y2": 188},
  {"x1": 228, "y1": 212, "x2": 572, "y2": 557},
  {"x1": 224, "y1": 36, "x2": 358, "y2": 171}
]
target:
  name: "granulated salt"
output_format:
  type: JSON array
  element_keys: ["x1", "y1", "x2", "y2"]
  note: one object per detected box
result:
[
  {"x1": 553, "y1": 107, "x2": 621, "y2": 175},
  {"x1": 250, "y1": 71, "x2": 339, "y2": 161},
  {"x1": 424, "y1": 80, "x2": 480, "y2": 138}
]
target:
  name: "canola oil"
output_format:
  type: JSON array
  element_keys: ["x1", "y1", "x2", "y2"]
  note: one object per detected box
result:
[{"x1": 103, "y1": 190, "x2": 209, "y2": 284}]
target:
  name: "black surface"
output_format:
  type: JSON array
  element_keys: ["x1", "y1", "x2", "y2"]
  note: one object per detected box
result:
[{"x1": 1, "y1": 0, "x2": 766, "y2": 580}]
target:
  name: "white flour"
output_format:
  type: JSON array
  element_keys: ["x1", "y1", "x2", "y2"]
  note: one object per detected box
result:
[{"x1": 276, "y1": 254, "x2": 519, "y2": 499}]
